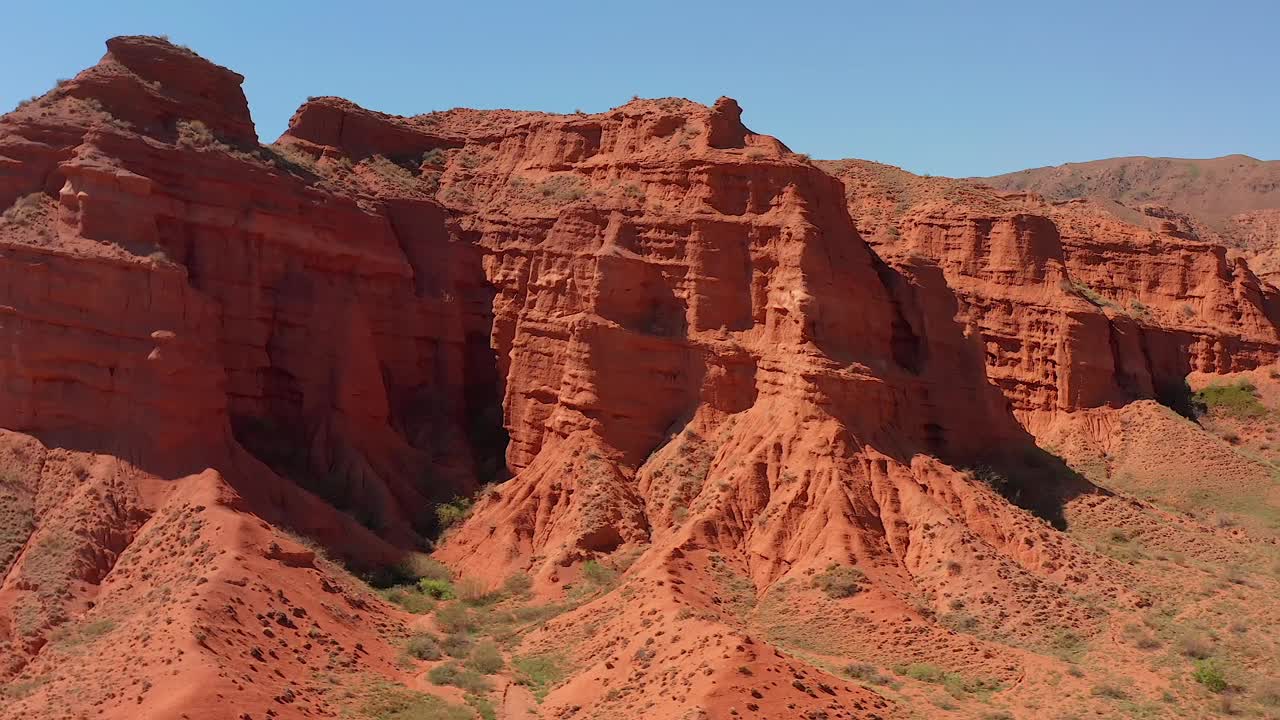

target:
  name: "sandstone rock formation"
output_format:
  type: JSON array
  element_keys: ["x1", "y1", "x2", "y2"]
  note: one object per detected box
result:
[
  {"x1": 982, "y1": 154, "x2": 1280, "y2": 285},
  {"x1": 2, "y1": 37, "x2": 1279, "y2": 720}
]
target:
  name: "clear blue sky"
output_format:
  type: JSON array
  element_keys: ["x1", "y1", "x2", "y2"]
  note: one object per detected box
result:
[{"x1": 2, "y1": 0, "x2": 1276, "y2": 177}]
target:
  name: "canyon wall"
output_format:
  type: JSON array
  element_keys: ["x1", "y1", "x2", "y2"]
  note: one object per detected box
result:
[{"x1": 3, "y1": 36, "x2": 1280, "y2": 719}]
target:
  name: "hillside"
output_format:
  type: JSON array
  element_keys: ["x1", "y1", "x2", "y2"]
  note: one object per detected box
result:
[{"x1": 1, "y1": 36, "x2": 1278, "y2": 720}]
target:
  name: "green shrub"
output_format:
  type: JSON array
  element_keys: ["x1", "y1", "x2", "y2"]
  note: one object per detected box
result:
[
  {"x1": 812, "y1": 563, "x2": 866, "y2": 598},
  {"x1": 427, "y1": 661, "x2": 492, "y2": 694},
  {"x1": 899, "y1": 663, "x2": 946, "y2": 683},
  {"x1": 176, "y1": 119, "x2": 219, "y2": 149},
  {"x1": 466, "y1": 640, "x2": 504, "y2": 674},
  {"x1": 420, "y1": 149, "x2": 448, "y2": 166},
  {"x1": 465, "y1": 694, "x2": 497, "y2": 720},
  {"x1": 405, "y1": 634, "x2": 442, "y2": 660},
  {"x1": 892, "y1": 664, "x2": 999, "y2": 697},
  {"x1": 435, "y1": 497, "x2": 473, "y2": 531},
  {"x1": 1049, "y1": 629, "x2": 1086, "y2": 660},
  {"x1": 418, "y1": 578, "x2": 455, "y2": 600},
  {"x1": 513, "y1": 604, "x2": 563, "y2": 623},
  {"x1": 843, "y1": 663, "x2": 892, "y2": 685},
  {"x1": 943, "y1": 673, "x2": 1001, "y2": 698},
  {"x1": 941, "y1": 612, "x2": 979, "y2": 632},
  {"x1": 441, "y1": 632, "x2": 473, "y2": 658},
  {"x1": 1192, "y1": 659, "x2": 1227, "y2": 693},
  {"x1": 360, "y1": 682, "x2": 473, "y2": 720},
  {"x1": 364, "y1": 553, "x2": 451, "y2": 589},
  {"x1": 380, "y1": 586, "x2": 436, "y2": 614},
  {"x1": 434, "y1": 604, "x2": 477, "y2": 634},
  {"x1": 513, "y1": 653, "x2": 567, "y2": 700},
  {"x1": 1194, "y1": 381, "x2": 1267, "y2": 418}
]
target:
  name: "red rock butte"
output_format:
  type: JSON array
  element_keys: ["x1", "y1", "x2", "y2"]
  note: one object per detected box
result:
[{"x1": 1, "y1": 36, "x2": 1278, "y2": 720}]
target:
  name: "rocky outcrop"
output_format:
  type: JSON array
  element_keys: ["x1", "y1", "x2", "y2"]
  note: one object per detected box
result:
[
  {"x1": 823, "y1": 160, "x2": 1280, "y2": 434},
  {"x1": 0, "y1": 38, "x2": 500, "y2": 550},
  {"x1": 3, "y1": 36, "x2": 1280, "y2": 720}
]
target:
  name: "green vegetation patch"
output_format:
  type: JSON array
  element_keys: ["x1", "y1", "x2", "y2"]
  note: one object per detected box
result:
[
  {"x1": 894, "y1": 663, "x2": 1003, "y2": 699},
  {"x1": 360, "y1": 681, "x2": 474, "y2": 720},
  {"x1": 1194, "y1": 381, "x2": 1267, "y2": 418},
  {"x1": 435, "y1": 497, "x2": 473, "y2": 532},
  {"x1": 1192, "y1": 659, "x2": 1228, "y2": 693},
  {"x1": 812, "y1": 563, "x2": 866, "y2": 599},
  {"x1": 512, "y1": 653, "x2": 568, "y2": 701},
  {"x1": 405, "y1": 634, "x2": 443, "y2": 661},
  {"x1": 427, "y1": 661, "x2": 493, "y2": 694}
]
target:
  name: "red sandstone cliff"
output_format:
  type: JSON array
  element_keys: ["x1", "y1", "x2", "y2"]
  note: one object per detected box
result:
[{"x1": 2, "y1": 37, "x2": 1279, "y2": 720}]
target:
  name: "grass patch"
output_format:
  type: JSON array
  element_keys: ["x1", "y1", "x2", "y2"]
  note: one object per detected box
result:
[
  {"x1": 843, "y1": 663, "x2": 895, "y2": 686},
  {"x1": 466, "y1": 640, "x2": 504, "y2": 674},
  {"x1": 465, "y1": 694, "x2": 497, "y2": 720},
  {"x1": 440, "y1": 631, "x2": 473, "y2": 658},
  {"x1": 418, "y1": 578, "x2": 455, "y2": 600},
  {"x1": 707, "y1": 554, "x2": 756, "y2": 618},
  {"x1": 380, "y1": 586, "x2": 437, "y2": 614},
  {"x1": 427, "y1": 661, "x2": 492, "y2": 694},
  {"x1": 176, "y1": 119, "x2": 227, "y2": 150},
  {"x1": 405, "y1": 634, "x2": 443, "y2": 661},
  {"x1": 512, "y1": 653, "x2": 567, "y2": 701},
  {"x1": 502, "y1": 572, "x2": 533, "y2": 597},
  {"x1": 894, "y1": 663, "x2": 1002, "y2": 698},
  {"x1": 360, "y1": 681, "x2": 473, "y2": 720},
  {"x1": 812, "y1": 564, "x2": 866, "y2": 599},
  {"x1": 1192, "y1": 659, "x2": 1227, "y2": 693},
  {"x1": 51, "y1": 618, "x2": 116, "y2": 648},
  {"x1": 435, "y1": 497, "x2": 473, "y2": 532},
  {"x1": 1048, "y1": 628, "x2": 1087, "y2": 661},
  {"x1": 1194, "y1": 381, "x2": 1267, "y2": 418},
  {"x1": 434, "y1": 603, "x2": 478, "y2": 634}
]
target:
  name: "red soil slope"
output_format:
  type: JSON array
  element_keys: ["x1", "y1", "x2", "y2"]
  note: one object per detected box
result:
[{"x1": 1, "y1": 37, "x2": 1278, "y2": 720}]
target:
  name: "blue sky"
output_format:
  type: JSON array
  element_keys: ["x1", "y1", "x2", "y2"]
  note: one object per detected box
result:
[{"x1": 2, "y1": 0, "x2": 1275, "y2": 177}]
